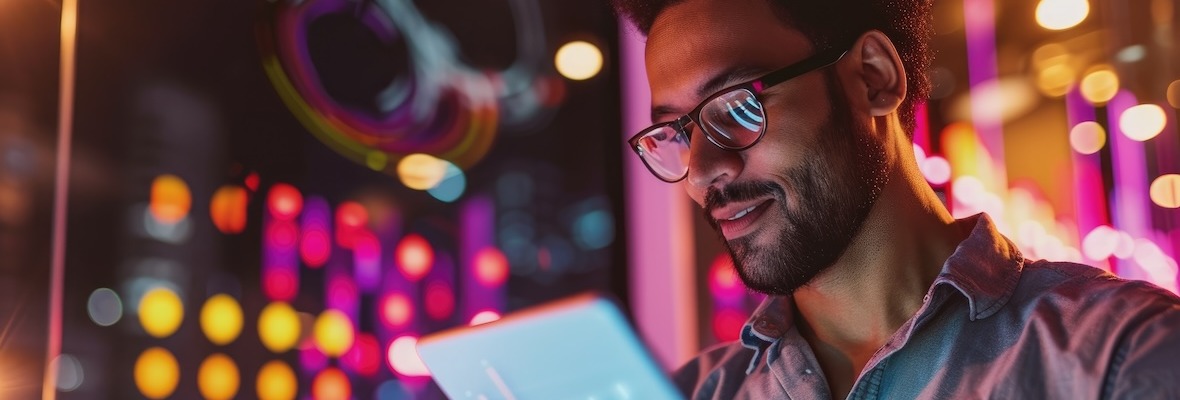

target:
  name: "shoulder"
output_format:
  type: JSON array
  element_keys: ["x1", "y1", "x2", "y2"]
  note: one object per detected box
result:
[
  {"x1": 1016, "y1": 259, "x2": 1180, "y2": 317},
  {"x1": 671, "y1": 340, "x2": 755, "y2": 397}
]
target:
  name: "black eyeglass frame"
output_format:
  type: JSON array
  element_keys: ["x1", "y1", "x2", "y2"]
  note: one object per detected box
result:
[{"x1": 628, "y1": 46, "x2": 850, "y2": 182}]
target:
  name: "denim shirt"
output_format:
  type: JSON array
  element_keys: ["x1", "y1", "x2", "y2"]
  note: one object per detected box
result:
[{"x1": 673, "y1": 214, "x2": 1180, "y2": 399}]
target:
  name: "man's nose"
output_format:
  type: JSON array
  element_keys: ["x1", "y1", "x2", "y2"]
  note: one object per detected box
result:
[{"x1": 685, "y1": 126, "x2": 743, "y2": 195}]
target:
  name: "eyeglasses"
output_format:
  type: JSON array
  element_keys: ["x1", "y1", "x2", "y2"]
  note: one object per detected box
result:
[{"x1": 627, "y1": 47, "x2": 849, "y2": 182}]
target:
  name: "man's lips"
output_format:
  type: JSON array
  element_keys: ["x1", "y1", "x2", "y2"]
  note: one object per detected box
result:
[{"x1": 712, "y1": 199, "x2": 774, "y2": 239}]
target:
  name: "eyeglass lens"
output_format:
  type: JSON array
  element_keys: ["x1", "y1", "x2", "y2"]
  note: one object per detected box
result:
[{"x1": 634, "y1": 88, "x2": 765, "y2": 181}]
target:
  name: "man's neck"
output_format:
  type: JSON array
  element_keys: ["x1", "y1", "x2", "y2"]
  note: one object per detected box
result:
[{"x1": 790, "y1": 142, "x2": 970, "y2": 394}]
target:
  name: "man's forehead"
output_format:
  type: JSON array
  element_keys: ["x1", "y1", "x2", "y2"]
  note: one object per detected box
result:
[{"x1": 643, "y1": 0, "x2": 813, "y2": 118}]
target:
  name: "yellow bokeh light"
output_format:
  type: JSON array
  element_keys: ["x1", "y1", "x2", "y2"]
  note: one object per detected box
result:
[
  {"x1": 1168, "y1": 80, "x2": 1180, "y2": 109},
  {"x1": 1069, "y1": 121, "x2": 1107, "y2": 155},
  {"x1": 258, "y1": 302, "x2": 301, "y2": 353},
  {"x1": 198, "y1": 353, "x2": 240, "y2": 400},
  {"x1": 1036, "y1": 0, "x2": 1089, "y2": 31},
  {"x1": 257, "y1": 360, "x2": 298, "y2": 400},
  {"x1": 149, "y1": 174, "x2": 192, "y2": 224},
  {"x1": 555, "y1": 41, "x2": 604, "y2": 81},
  {"x1": 314, "y1": 309, "x2": 355, "y2": 357},
  {"x1": 1150, "y1": 174, "x2": 1180, "y2": 209},
  {"x1": 1080, "y1": 68, "x2": 1119, "y2": 105},
  {"x1": 1035, "y1": 64, "x2": 1075, "y2": 98},
  {"x1": 1119, "y1": 104, "x2": 1167, "y2": 141},
  {"x1": 396, "y1": 153, "x2": 449, "y2": 190},
  {"x1": 134, "y1": 347, "x2": 179, "y2": 399},
  {"x1": 139, "y1": 287, "x2": 184, "y2": 338},
  {"x1": 200, "y1": 294, "x2": 243, "y2": 346}
]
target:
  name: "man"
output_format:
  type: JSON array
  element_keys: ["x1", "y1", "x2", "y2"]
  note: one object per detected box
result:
[{"x1": 613, "y1": 0, "x2": 1180, "y2": 398}]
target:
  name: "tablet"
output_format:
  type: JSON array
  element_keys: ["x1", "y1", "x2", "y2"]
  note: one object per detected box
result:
[{"x1": 416, "y1": 293, "x2": 683, "y2": 400}]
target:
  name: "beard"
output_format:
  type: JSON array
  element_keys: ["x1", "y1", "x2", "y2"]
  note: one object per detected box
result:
[{"x1": 705, "y1": 73, "x2": 890, "y2": 295}]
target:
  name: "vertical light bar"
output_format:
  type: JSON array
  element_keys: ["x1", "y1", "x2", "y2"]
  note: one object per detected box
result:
[
  {"x1": 963, "y1": 0, "x2": 1008, "y2": 190},
  {"x1": 44, "y1": 0, "x2": 79, "y2": 398},
  {"x1": 914, "y1": 101, "x2": 931, "y2": 152},
  {"x1": 620, "y1": 22, "x2": 698, "y2": 369},
  {"x1": 1108, "y1": 90, "x2": 1151, "y2": 281},
  {"x1": 1065, "y1": 88, "x2": 1110, "y2": 270},
  {"x1": 460, "y1": 196, "x2": 503, "y2": 321}
]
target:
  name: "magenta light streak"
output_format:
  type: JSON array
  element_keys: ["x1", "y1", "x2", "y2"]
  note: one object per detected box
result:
[
  {"x1": 300, "y1": 196, "x2": 332, "y2": 268},
  {"x1": 423, "y1": 252, "x2": 457, "y2": 325},
  {"x1": 963, "y1": 0, "x2": 1007, "y2": 188},
  {"x1": 326, "y1": 270, "x2": 360, "y2": 317},
  {"x1": 263, "y1": 215, "x2": 300, "y2": 301},
  {"x1": 460, "y1": 195, "x2": 503, "y2": 321},
  {"x1": 1065, "y1": 88, "x2": 1110, "y2": 267},
  {"x1": 353, "y1": 231, "x2": 382, "y2": 293},
  {"x1": 914, "y1": 101, "x2": 931, "y2": 152},
  {"x1": 1108, "y1": 90, "x2": 1152, "y2": 281}
]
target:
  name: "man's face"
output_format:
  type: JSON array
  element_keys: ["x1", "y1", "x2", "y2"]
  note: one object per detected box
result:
[{"x1": 645, "y1": 0, "x2": 889, "y2": 295}]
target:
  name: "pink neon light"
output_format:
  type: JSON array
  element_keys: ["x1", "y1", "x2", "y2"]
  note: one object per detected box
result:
[{"x1": 267, "y1": 183, "x2": 304, "y2": 220}]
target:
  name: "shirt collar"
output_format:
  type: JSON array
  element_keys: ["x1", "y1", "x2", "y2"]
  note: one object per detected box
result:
[
  {"x1": 740, "y1": 212, "x2": 1024, "y2": 344},
  {"x1": 931, "y1": 212, "x2": 1025, "y2": 320}
]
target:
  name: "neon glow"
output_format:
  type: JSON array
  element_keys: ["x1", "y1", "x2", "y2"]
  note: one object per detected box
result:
[
  {"x1": 424, "y1": 281, "x2": 455, "y2": 320},
  {"x1": 1119, "y1": 104, "x2": 1167, "y2": 141},
  {"x1": 712, "y1": 309, "x2": 747, "y2": 342},
  {"x1": 262, "y1": 267, "x2": 298, "y2": 302},
  {"x1": 343, "y1": 333, "x2": 381, "y2": 377},
  {"x1": 336, "y1": 201, "x2": 369, "y2": 248},
  {"x1": 1150, "y1": 174, "x2": 1180, "y2": 208},
  {"x1": 397, "y1": 153, "x2": 449, "y2": 190},
  {"x1": 314, "y1": 309, "x2": 355, "y2": 357},
  {"x1": 326, "y1": 275, "x2": 359, "y2": 313},
  {"x1": 381, "y1": 293, "x2": 413, "y2": 328},
  {"x1": 708, "y1": 254, "x2": 744, "y2": 306},
  {"x1": 555, "y1": 41, "x2": 604, "y2": 80},
  {"x1": 353, "y1": 232, "x2": 382, "y2": 292}
]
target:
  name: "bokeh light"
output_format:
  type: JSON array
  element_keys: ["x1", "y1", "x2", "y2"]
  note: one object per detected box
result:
[
  {"x1": 259, "y1": 301, "x2": 301, "y2": 353},
  {"x1": 1150, "y1": 174, "x2": 1180, "y2": 208},
  {"x1": 343, "y1": 333, "x2": 381, "y2": 377},
  {"x1": 314, "y1": 309, "x2": 355, "y2": 357},
  {"x1": 200, "y1": 294, "x2": 243, "y2": 346},
  {"x1": 210, "y1": 185, "x2": 249, "y2": 234},
  {"x1": 1119, "y1": 104, "x2": 1167, "y2": 141},
  {"x1": 376, "y1": 380, "x2": 414, "y2": 400},
  {"x1": 427, "y1": 163, "x2": 467, "y2": 203},
  {"x1": 1069, "y1": 121, "x2": 1107, "y2": 155},
  {"x1": 52, "y1": 354, "x2": 84, "y2": 392},
  {"x1": 336, "y1": 201, "x2": 369, "y2": 248},
  {"x1": 301, "y1": 196, "x2": 333, "y2": 267},
  {"x1": 396, "y1": 234, "x2": 434, "y2": 281},
  {"x1": 554, "y1": 41, "x2": 603, "y2": 80},
  {"x1": 262, "y1": 267, "x2": 298, "y2": 302},
  {"x1": 397, "y1": 153, "x2": 449, "y2": 190},
  {"x1": 381, "y1": 293, "x2": 413, "y2": 328},
  {"x1": 134, "y1": 347, "x2": 179, "y2": 399},
  {"x1": 1114, "y1": 231, "x2": 1136, "y2": 259},
  {"x1": 267, "y1": 183, "x2": 303, "y2": 219},
  {"x1": 424, "y1": 281, "x2": 455, "y2": 320},
  {"x1": 712, "y1": 309, "x2": 747, "y2": 342},
  {"x1": 138, "y1": 287, "x2": 183, "y2": 338},
  {"x1": 1036, "y1": 0, "x2": 1089, "y2": 30},
  {"x1": 708, "y1": 255, "x2": 744, "y2": 305},
  {"x1": 256, "y1": 360, "x2": 298, "y2": 400},
  {"x1": 87, "y1": 288, "x2": 122, "y2": 327},
  {"x1": 1168, "y1": 80, "x2": 1180, "y2": 108},
  {"x1": 388, "y1": 336, "x2": 430, "y2": 377},
  {"x1": 1035, "y1": 63, "x2": 1076, "y2": 98},
  {"x1": 1080, "y1": 68, "x2": 1119, "y2": 105},
  {"x1": 469, "y1": 310, "x2": 501, "y2": 326},
  {"x1": 474, "y1": 247, "x2": 509, "y2": 286},
  {"x1": 312, "y1": 367, "x2": 351, "y2": 400},
  {"x1": 149, "y1": 174, "x2": 192, "y2": 224},
  {"x1": 921, "y1": 156, "x2": 952, "y2": 185},
  {"x1": 198, "y1": 353, "x2": 240, "y2": 400}
]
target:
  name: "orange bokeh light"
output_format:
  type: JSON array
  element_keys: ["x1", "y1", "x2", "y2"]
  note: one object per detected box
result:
[
  {"x1": 311, "y1": 367, "x2": 351, "y2": 400},
  {"x1": 396, "y1": 234, "x2": 433, "y2": 281},
  {"x1": 381, "y1": 293, "x2": 413, "y2": 327},
  {"x1": 474, "y1": 247, "x2": 509, "y2": 286},
  {"x1": 267, "y1": 183, "x2": 303, "y2": 219},
  {"x1": 149, "y1": 174, "x2": 191, "y2": 224},
  {"x1": 210, "y1": 185, "x2": 249, "y2": 234}
]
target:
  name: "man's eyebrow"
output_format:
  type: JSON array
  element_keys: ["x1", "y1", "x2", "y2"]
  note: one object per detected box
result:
[{"x1": 649, "y1": 65, "x2": 767, "y2": 123}]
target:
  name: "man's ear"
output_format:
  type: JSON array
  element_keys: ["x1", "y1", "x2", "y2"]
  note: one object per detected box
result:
[{"x1": 845, "y1": 30, "x2": 907, "y2": 117}]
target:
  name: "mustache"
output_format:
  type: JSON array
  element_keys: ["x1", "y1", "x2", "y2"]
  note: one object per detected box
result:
[{"x1": 704, "y1": 181, "x2": 785, "y2": 216}]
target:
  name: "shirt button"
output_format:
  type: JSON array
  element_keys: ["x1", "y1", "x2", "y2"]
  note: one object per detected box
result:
[
  {"x1": 803, "y1": 368, "x2": 814, "y2": 375},
  {"x1": 923, "y1": 294, "x2": 930, "y2": 303}
]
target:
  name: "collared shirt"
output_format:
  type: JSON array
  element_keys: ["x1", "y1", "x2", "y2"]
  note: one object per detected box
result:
[{"x1": 673, "y1": 213, "x2": 1180, "y2": 399}]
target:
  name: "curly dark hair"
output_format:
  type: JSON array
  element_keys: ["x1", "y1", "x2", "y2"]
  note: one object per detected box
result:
[{"x1": 612, "y1": 0, "x2": 934, "y2": 136}]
